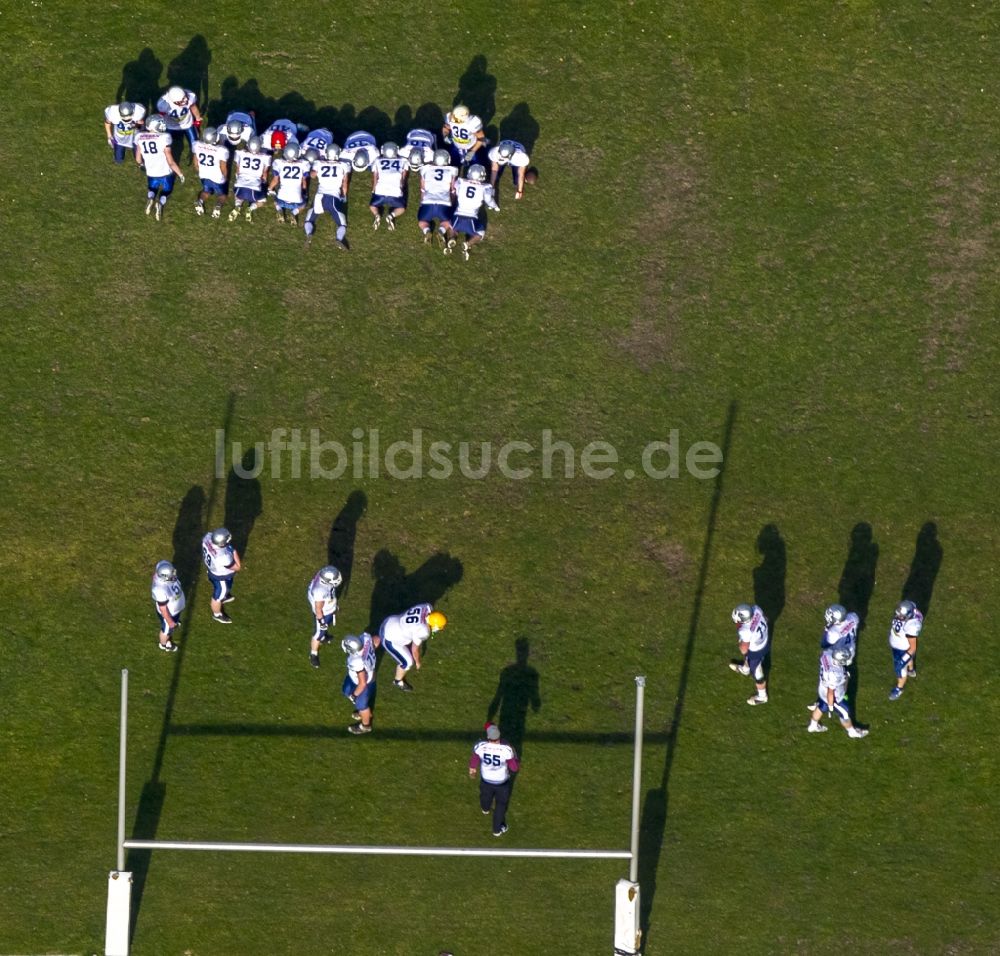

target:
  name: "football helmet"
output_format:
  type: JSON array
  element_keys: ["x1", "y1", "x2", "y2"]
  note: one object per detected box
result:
[
  {"x1": 319, "y1": 566, "x2": 343, "y2": 587},
  {"x1": 427, "y1": 611, "x2": 447, "y2": 633},
  {"x1": 247, "y1": 134, "x2": 262, "y2": 154},
  {"x1": 271, "y1": 130, "x2": 288, "y2": 152},
  {"x1": 352, "y1": 148, "x2": 371, "y2": 170},
  {"x1": 146, "y1": 115, "x2": 167, "y2": 133},
  {"x1": 407, "y1": 147, "x2": 426, "y2": 170},
  {"x1": 210, "y1": 528, "x2": 232, "y2": 547},
  {"x1": 451, "y1": 105, "x2": 470, "y2": 123},
  {"x1": 497, "y1": 141, "x2": 516, "y2": 161},
  {"x1": 323, "y1": 143, "x2": 342, "y2": 161},
  {"x1": 894, "y1": 600, "x2": 917, "y2": 621},
  {"x1": 283, "y1": 143, "x2": 301, "y2": 161},
  {"x1": 731, "y1": 603, "x2": 753, "y2": 625},
  {"x1": 305, "y1": 147, "x2": 320, "y2": 162},
  {"x1": 202, "y1": 126, "x2": 219, "y2": 145},
  {"x1": 167, "y1": 86, "x2": 187, "y2": 105},
  {"x1": 154, "y1": 560, "x2": 178, "y2": 583},
  {"x1": 226, "y1": 119, "x2": 245, "y2": 142},
  {"x1": 381, "y1": 141, "x2": 399, "y2": 159},
  {"x1": 831, "y1": 639, "x2": 855, "y2": 666},
  {"x1": 341, "y1": 635, "x2": 364, "y2": 655},
  {"x1": 433, "y1": 149, "x2": 451, "y2": 167},
  {"x1": 467, "y1": 164, "x2": 486, "y2": 182},
  {"x1": 119, "y1": 101, "x2": 136, "y2": 120},
  {"x1": 824, "y1": 604, "x2": 847, "y2": 627}
]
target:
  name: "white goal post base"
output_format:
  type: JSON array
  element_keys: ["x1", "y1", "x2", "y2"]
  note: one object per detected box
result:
[
  {"x1": 614, "y1": 879, "x2": 642, "y2": 955},
  {"x1": 104, "y1": 870, "x2": 132, "y2": 956}
]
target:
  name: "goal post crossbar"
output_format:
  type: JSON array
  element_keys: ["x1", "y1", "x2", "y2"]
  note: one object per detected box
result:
[{"x1": 123, "y1": 838, "x2": 630, "y2": 860}]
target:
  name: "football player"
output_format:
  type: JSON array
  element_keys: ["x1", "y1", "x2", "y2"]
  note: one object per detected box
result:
[
  {"x1": 342, "y1": 130, "x2": 377, "y2": 168},
  {"x1": 268, "y1": 142, "x2": 310, "y2": 225},
  {"x1": 728, "y1": 604, "x2": 770, "y2": 705},
  {"x1": 155, "y1": 85, "x2": 202, "y2": 158},
  {"x1": 342, "y1": 632, "x2": 381, "y2": 735},
  {"x1": 201, "y1": 527, "x2": 241, "y2": 623},
  {"x1": 442, "y1": 104, "x2": 485, "y2": 170},
  {"x1": 488, "y1": 139, "x2": 531, "y2": 200},
  {"x1": 134, "y1": 115, "x2": 185, "y2": 221},
  {"x1": 378, "y1": 604, "x2": 447, "y2": 692},
  {"x1": 261, "y1": 118, "x2": 301, "y2": 152},
  {"x1": 307, "y1": 566, "x2": 342, "y2": 668},
  {"x1": 821, "y1": 603, "x2": 859, "y2": 656},
  {"x1": 229, "y1": 135, "x2": 269, "y2": 222},
  {"x1": 151, "y1": 561, "x2": 185, "y2": 652},
  {"x1": 193, "y1": 127, "x2": 230, "y2": 218},
  {"x1": 807, "y1": 641, "x2": 868, "y2": 737},
  {"x1": 399, "y1": 127, "x2": 436, "y2": 161},
  {"x1": 103, "y1": 100, "x2": 147, "y2": 164},
  {"x1": 301, "y1": 126, "x2": 334, "y2": 154},
  {"x1": 418, "y1": 149, "x2": 458, "y2": 245},
  {"x1": 888, "y1": 600, "x2": 923, "y2": 700},
  {"x1": 369, "y1": 142, "x2": 408, "y2": 231},
  {"x1": 220, "y1": 112, "x2": 255, "y2": 147},
  {"x1": 443, "y1": 164, "x2": 498, "y2": 260},
  {"x1": 304, "y1": 143, "x2": 351, "y2": 249}
]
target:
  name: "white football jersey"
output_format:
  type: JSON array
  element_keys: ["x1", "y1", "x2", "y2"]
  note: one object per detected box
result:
[
  {"x1": 372, "y1": 156, "x2": 406, "y2": 197},
  {"x1": 380, "y1": 604, "x2": 433, "y2": 648},
  {"x1": 312, "y1": 158, "x2": 350, "y2": 197},
  {"x1": 445, "y1": 111, "x2": 483, "y2": 149},
  {"x1": 823, "y1": 612, "x2": 859, "y2": 646},
  {"x1": 151, "y1": 576, "x2": 186, "y2": 616},
  {"x1": 135, "y1": 131, "x2": 174, "y2": 177},
  {"x1": 302, "y1": 128, "x2": 333, "y2": 153},
  {"x1": 307, "y1": 572, "x2": 339, "y2": 616},
  {"x1": 201, "y1": 534, "x2": 237, "y2": 576},
  {"x1": 272, "y1": 159, "x2": 310, "y2": 203},
  {"x1": 487, "y1": 140, "x2": 530, "y2": 167},
  {"x1": 346, "y1": 633, "x2": 377, "y2": 685},
  {"x1": 233, "y1": 150, "x2": 268, "y2": 189},
  {"x1": 157, "y1": 90, "x2": 198, "y2": 130},
  {"x1": 262, "y1": 119, "x2": 299, "y2": 151},
  {"x1": 737, "y1": 605, "x2": 769, "y2": 652},
  {"x1": 105, "y1": 104, "x2": 147, "y2": 146},
  {"x1": 194, "y1": 142, "x2": 229, "y2": 184},
  {"x1": 420, "y1": 165, "x2": 458, "y2": 204},
  {"x1": 341, "y1": 131, "x2": 377, "y2": 165},
  {"x1": 889, "y1": 609, "x2": 923, "y2": 650},
  {"x1": 473, "y1": 740, "x2": 518, "y2": 784},
  {"x1": 454, "y1": 178, "x2": 492, "y2": 217},
  {"x1": 817, "y1": 651, "x2": 848, "y2": 700}
]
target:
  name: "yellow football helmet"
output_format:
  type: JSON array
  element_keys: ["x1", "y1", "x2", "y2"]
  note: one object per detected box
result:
[
  {"x1": 451, "y1": 105, "x2": 470, "y2": 123},
  {"x1": 427, "y1": 611, "x2": 447, "y2": 633}
]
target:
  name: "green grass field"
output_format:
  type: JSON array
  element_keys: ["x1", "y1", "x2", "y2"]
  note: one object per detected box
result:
[{"x1": 2, "y1": 2, "x2": 999, "y2": 953}]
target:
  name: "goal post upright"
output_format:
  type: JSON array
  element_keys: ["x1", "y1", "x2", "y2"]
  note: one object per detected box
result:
[
  {"x1": 614, "y1": 674, "x2": 646, "y2": 956},
  {"x1": 105, "y1": 667, "x2": 132, "y2": 956}
]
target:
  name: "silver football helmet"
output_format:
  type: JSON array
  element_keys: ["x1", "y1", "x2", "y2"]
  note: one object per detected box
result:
[
  {"x1": 433, "y1": 148, "x2": 451, "y2": 167},
  {"x1": 305, "y1": 147, "x2": 320, "y2": 162},
  {"x1": 202, "y1": 126, "x2": 219, "y2": 145},
  {"x1": 497, "y1": 141, "x2": 516, "y2": 161},
  {"x1": 407, "y1": 147, "x2": 426, "y2": 170},
  {"x1": 831, "y1": 640, "x2": 855, "y2": 666},
  {"x1": 467, "y1": 164, "x2": 486, "y2": 182},
  {"x1": 323, "y1": 143, "x2": 342, "y2": 161},
  {"x1": 154, "y1": 560, "x2": 178, "y2": 583},
  {"x1": 283, "y1": 143, "x2": 301, "y2": 161},
  {"x1": 352, "y1": 147, "x2": 371, "y2": 170},
  {"x1": 210, "y1": 528, "x2": 232, "y2": 547},
  {"x1": 226, "y1": 119, "x2": 245, "y2": 142},
  {"x1": 119, "y1": 101, "x2": 136, "y2": 120},
  {"x1": 167, "y1": 85, "x2": 187, "y2": 105},
  {"x1": 319, "y1": 566, "x2": 343, "y2": 587},
  {"x1": 894, "y1": 600, "x2": 916, "y2": 621},
  {"x1": 247, "y1": 134, "x2": 262, "y2": 154},
  {"x1": 380, "y1": 141, "x2": 399, "y2": 159},
  {"x1": 146, "y1": 114, "x2": 167, "y2": 133},
  {"x1": 824, "y1": 604, "x2": 847, "y2": 627},
  {"x1": 341, "y1": 635, "x2": 364, "y2": 655},
  {"x1": 731, "y1": 603, "x2": 753, "y2": 625}
]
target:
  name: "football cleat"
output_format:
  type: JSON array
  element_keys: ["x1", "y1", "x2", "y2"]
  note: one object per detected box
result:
[
  {"x1": 461, "y1": 242, "x2": 470, "y2": 261},
  {"x1": 732, "y1": 604, "x2": 753, "y2": 625},
  {"x1": 145, "y1": 198, "x2": 154, "y2": 216},
  {"x1": 154, "y1": 561, "x2": 178, "y2": 583},
  {"x1": 195, "y1": 201, "x2": 205, "y2": 215},
  {"x1": 335, "y1": 237, "x2": 350, "y2": 251},
  {"x1": 309, "y1": 652, "x2": 320, "y2": 669},
  {"x1": 245, "y1": 206, "x2": 253, "y2": 222},
  {"x1": 221, "y1": 595, "x2": 235, "y2": 604},
  {"x1": 211, "y1": 206, "x2": 221, "y2": 219},
  {"x1": 210, "y1": 528, "x2": 232, "y2": 547},
  {"x1": 443, "y1": 238, "x2": 456, "y2": 255},
  {"x1": 847, "y1": 728, "x2": 869, "y2": 738},
  {"x1": 394, "y1": 679, "x2": 414, "y2": 692},
  {"x1": 276, "y1": 208, "x2": 286, "y2": 223},
  {"x1": 350, "y1": 710, "x2": 362, "y2": 721},
  {"x1": 348, "y1": 723, "x2": 372, "y2": 735},
  {"x1": 372, "y1": 214, "x2": 381, "y2": 230},
  {"x1": 386, "y1": 214, "x2": 396, "y2": 231},
  {"x1": 807, "y1": 723, "x2": 828, "y2": 733},
  {"x1": 154, "y1": 203, "x2": 162, "y2": 221},
  {"x1": 212, "y1": 613, "x2": 233, "y2": 624},
  {"x1": 824, "y1": 604, "x2": 847, "y2": 627},
  {"x1": 467, "y1": 164, "x2": 487, "y2": 182},
  {"x1": 319, "y1": 566, "x2": 342, "y2": 587},
  {"x1": 492, "y1": 823, "x2": 508, "y2": 837},
  {"x1": 729, "y1": 662, "x2": 750, "y2": 676},
  {"x1": 746, "y1": 695, "x2": 768, "y2": 706},
  {"x1": 158, "y1": 641, "x2": 178, "y2": 653},
  {"x1": 889, "y1": 687, "x2": 903, "y2": 701}
]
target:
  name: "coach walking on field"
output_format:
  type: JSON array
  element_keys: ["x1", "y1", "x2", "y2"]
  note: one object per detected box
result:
[{"x1": 469, "y1": 723, "x2": 519, "y2": 837}]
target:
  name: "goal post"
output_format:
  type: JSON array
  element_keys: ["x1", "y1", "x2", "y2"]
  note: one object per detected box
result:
[{"x1": 106, "y1": 669, "x2": 647, "y2": 955}]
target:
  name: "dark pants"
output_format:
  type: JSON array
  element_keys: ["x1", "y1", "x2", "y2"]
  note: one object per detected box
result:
[{"x1": 480, "y1": 778, "x2": 512, "y2": 833}]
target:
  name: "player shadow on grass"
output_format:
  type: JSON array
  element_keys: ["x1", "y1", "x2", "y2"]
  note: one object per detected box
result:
[
  {"x1": 225, "y1": 448, "x2": 263, "y2": 561},
  {"x1": 167, "y1": 34, "x2": 212, "y2": 109},
  {"x1": 171, "y1": 485, "x2": 206, "y2": 596},
  {"x1": 116, "y1": 47, "x2": 163, "y2": 111},
  {"x1": 839, "y1": 522, "x2": 878, "y2": 714},
  {"x1": 453, "y1": 54, "x2": 497, "y2": 127},
  {"x1": 486, "y1": 637, "x2": 542, "y2": 759},
  {"x1": 902, "y1": 521, "x2": 943, "y2": 615},
  {"x1": 327, "y1": 490, "x2": 367, "y2": 599},
  {"x1": 750, "y1": 523, "x2": 785, "y2": 686},
  {"x1": 637, "y1": 401, "x2": 736, "y2": 950},
  {"x1": 367, "y1": 549, "x2": 464, "y2": 635}
]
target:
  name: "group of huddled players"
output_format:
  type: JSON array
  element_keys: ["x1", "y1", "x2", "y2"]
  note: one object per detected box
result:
[{"x1": 104, "y1": 86, "x2": 536, "y2": 259}]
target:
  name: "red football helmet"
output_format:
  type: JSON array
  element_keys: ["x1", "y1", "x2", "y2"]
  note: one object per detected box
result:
[{"x1": 271, "y1": 130, "x2": 288, "y2": 152}]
